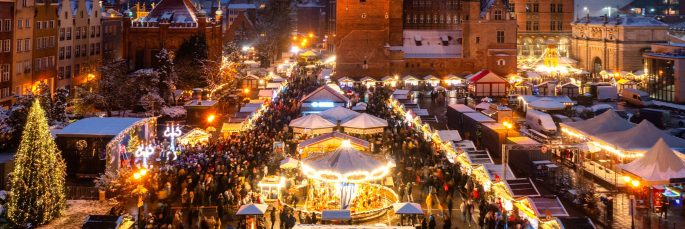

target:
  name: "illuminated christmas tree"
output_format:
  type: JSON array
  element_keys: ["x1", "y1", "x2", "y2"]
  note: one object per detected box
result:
[{"x1": 7, "y1": 100, "x2": 66, "y2": 227}]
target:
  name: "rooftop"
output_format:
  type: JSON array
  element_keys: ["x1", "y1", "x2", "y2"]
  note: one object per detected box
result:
[
  {"x1": 574, "y1": 15, "x2": 669, "y2": 27},
  {"x1": 58, "y1": 117, "x2": 145, "y2": 137}
]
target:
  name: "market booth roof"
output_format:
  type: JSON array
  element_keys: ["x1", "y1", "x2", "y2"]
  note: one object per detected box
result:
[
  {"x1": 300, "y1": 85, "x2": 350, "y2": 103},
  {"x1": 58, "y1": 117, "x2": 145, "y2": 137},
  {"x1": 320, "y1": 106, "x2": 360, "y2": 123},
  {"x1": 341, "y1": 113, "x2": 388, "y2": 134},
  {"x1": 620, "y1": 138, "x2": 685, "y2": 185},
  {"x1": 289, "y1": 114, "x2": 337, "y2": 131},
  {"x1": 393, "y1": 202, "x2": 423, "y2": 215},
  {"x1": 437, "y1": 130, "x2": 462, "y2": 142},
  {"x1": 528, "y1": 98, "x2": 565, "y2": 111},
  {"x1": 561, "y1": 110, "x2": 635, "y2": 136},
  {"x1": 520, "y1": 197, "x2": 569, "y2": 217},
  {"x1": 595, "y1": 120, "x2": 685, "y2": 152},
  {"x1": 504, "y1": 178, "x2": 540, "y2": 197},
  {"x1": 236, "y1": 203, "x2": 269, "y2": 215}
]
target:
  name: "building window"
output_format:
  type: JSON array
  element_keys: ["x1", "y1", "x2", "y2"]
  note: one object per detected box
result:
[
  {"x1": 25, "y1": 38, "x2": 30, "y2": 51},
  {"x1": 496, "y1": 31, "x2": 504, "y2": 43},
  {"x1": 3, "y1": 19, "x2": 11, "y2": 32},
  {"x1": 16, "y1": 39, "x2": 21, "y2": 52},
  {"x1": 59, "y1": 28, "x2": 64, "y2": 40},
  {"x1": 1, "y1": 64, "x2": 9, "y2": 81},
  {"x1": 557, "y1": 4, "x2": 563, "y2": 13},
  {"x1": 2, "y1": 39, "x2": 9, "y2": 52},
  {"x1": 526, "y1": 21, "x2": 532, "y2": 30},
  {"x1": 557, "y1": 21, "x2": 563, "y2": 31},
  {"x1": 49, "y1": 20, "x2": 54, "y2": 29},
  {"x1": 17, "y1": 19, "x2": 22, "y2": 29},
  {"x1": 75, "y1": 27, "x2": 80, "y2": 39},
  {"x1": 533, "y1": 3, "x2": 539, "y2": 12},
  {"x1": 66, "y1": 28, "x2": 71, "y2": 40},
  {"x1": 533, "y1": 21, "x2": 539, "y2": 31},
  {"x1": 65, "y1": 66, "x2": 71, "y2": 78},
  {"x1": 25, "y1": 19, "x2": 30, "y2": 28},
  {"x1": 58, "y1": 67, "x2": 64, "y2": 79},
  {"x1": 476, "y1": 37, "x2": 480, "y2": 44},
  {"x1": 66, "y1": 46, "x2": 71, "y2": 58},
  {"x1": 494, "y1": 10, "x2": 503, "y2": 20},
  {"x1": 551, "y1": 21, "x2": 556, "y2": 31},
  {"x1": 75, "y1": 45, "x2": 80, "y2": 57},
  {"x1": 497, "y1": 59, "x2": 506, "y2": 66},
  {"x1": 59, "y1": 47, "x2": 64, "y2": 59},
  {"x1": 647, "y1": 58, "x2": 676, "y2": 102},
  {"x1": 551, "y1": 4, "x2": 556, "y2": 13}
]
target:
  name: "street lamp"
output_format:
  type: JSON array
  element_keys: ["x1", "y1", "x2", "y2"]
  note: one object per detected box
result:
[
  {"x1": 624, "y1": 176, "x2": 641, "y2": 229},
  {"x1": 132, "y1": 168, "x2": 149, "y2": 228}
]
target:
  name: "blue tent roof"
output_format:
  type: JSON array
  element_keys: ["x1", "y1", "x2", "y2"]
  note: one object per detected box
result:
[{"x1": 58, "y1": 117, "x2": 144, "y2": 137}]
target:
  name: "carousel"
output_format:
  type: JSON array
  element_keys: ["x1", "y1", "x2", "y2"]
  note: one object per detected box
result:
[{"x1": 283, "y1": 140, "x2": 398, "y2": 221}]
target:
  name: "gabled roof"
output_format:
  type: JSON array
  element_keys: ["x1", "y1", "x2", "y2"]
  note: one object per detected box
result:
[
  {"x1": 145, "y1": 0, "x2": 199, "y2": 23},
  {"x1": 300, "y1": 85, "x2": 350, "y2": 103},
  {"x1": 58, "y1": 117, "x2": 145, "y2": 137},
  {"x1": 341, "y1": 113, "x2": 388, "y2": 129},
  {"x1": 466, "y1": 70, "x2": 506, "y2": 83},
  {"x1": 320, "y1": 106, "x2": 359, "y2": 123},
  {"x1": 402, "y1": 75, "x2": 419, "y2": 81},
  {"x1": 423, "y1": 75, "x2": 440, "y2": 81},
  {"x1": 289, "y1": 114, "x2": 336, "y2": 129},
  {"x1": 303, "y1": 145, "x2": 386, "y2": 175},
  {"x1": 359, "y1": 76, "x2": 376, "y2": 82},
  {"x1": 337, "y1": 76, "x2": 355, "y2": 83},
  {"x1": 381, "y1": 76, "x2": 396, "y2": 81}
]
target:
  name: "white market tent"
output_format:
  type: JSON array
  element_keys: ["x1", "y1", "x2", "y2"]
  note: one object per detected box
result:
[
  {"x1": 594, "y1": 120, "x2": 685, "y2": 153},
  {"x1": 236, "y1": 203, "x2": 269, "y2": 215},
  {"x1": 620, "y1": 138, "x2": 685, "y2": 185},
  {"x1": 341, "y1": 113, "x2": 389, "y2": 134},
  {"x1": 258, "y1": 89, "x2": 274, "y2": 98},
  {"x1": 560, "y1": 110, "x2": 635, "y2": 136},
  {"x1": 528, "y1": 98, "x2": 565, "y2": 111},
  {"x1": 289, "y1": 114, "x2": 337, "y2": 134},
  {"x1": 437, "y1": 130, "x2": 462, "y2": 142},
  {"x1": 321, "y1": 210, "x2": 351, "y2": 221},
  {"x1": 320, "y1": 106, "x2": 360, "y2": 123},
  {"x1": 302, "y1": 145, "x2": 392, "y2": 182},
  {"x1": 392, "y1": 202, "x2": 423, "y2": 215}
]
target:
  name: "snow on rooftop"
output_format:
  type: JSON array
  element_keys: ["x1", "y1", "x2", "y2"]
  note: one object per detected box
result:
[
  {"x1": 58, "y1": 117, "x2": 145, "y2": 137},
  {"x1": 403, "y1": 30, "x2": 462, "y2": 58},
  {"x1": 575, "y1": 15, "x2": 668, "y2": 27}
]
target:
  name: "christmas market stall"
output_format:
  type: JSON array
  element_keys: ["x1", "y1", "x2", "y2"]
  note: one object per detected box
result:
[
  {"x1": 340, "y1": 113, "x2": 389, "y2": 135},
  {"x1": 289, "y1": 114, "x2": 337, "y2": 135},
  {"x1": 178, "y1": 128, "x2": 210, "y2": 146},
  {"x1": 297, "y1": 131, "x2": 369, "y2": 158},
  {"x1": 320, "y1": 106, "x2": 360, "y2": 124},
  {"x1": 56, "y1": 117, "x2": 156, "y2": 177},
  {"x1": 300, "y1": 85, "x2": 351, "y2": 114}
]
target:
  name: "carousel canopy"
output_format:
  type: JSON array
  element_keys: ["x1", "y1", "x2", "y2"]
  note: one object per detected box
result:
[
  {"x1": 620, "y1": 138, "x2": 685, "y2": 185},
  {"x1": 393, "y1": 203, "x2": 423, "y2": 215},
  {"x1": 595, "y1": 120, "x2": 685, "y2": 152},
  {"x1": 289, "y1": 114, "x2": 337, "y2": 129},
  {"x1": 302, "y1": 144, "x2": 392, "y2": 182},
  {"x1": 320, "y1": 107, "x2": 360, "y2": 123},
  {"x1": 341, "y1": 113, "x2": 388, "y2": 130},
  {"x1": 528, "y1": 98, "x2": 565, "y2": 111},
  {"x1": 561, "y1": 110, "x2": 635, "y2": 136},
  {"x1": 236, "y1": 204, "x2": 269, "y2": 215}
]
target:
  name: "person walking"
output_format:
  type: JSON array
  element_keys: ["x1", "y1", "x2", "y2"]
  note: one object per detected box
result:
[
  {"x1": 443, "y1": 216, "x2": 452, "y2": 229},
  {"x1": 428, "y1": 214, "x2": 436, "y2": 229},
  {"x1": 270, "y1": 208, "x2": 276, "y2": 229},
  {"x1": 447, "y1": 198, "x2": 454, "y2": 217}
]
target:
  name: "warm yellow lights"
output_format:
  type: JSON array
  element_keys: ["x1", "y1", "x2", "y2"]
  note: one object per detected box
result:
[
  {"x1": 631, "y1": 180, "x2": 640, "y2": 188},
  {"x1": 300, "y1": 162, "x2": 394, "y2": 183},
  {"x1": 503, "y1": 121, "x2": 514, "y2": 130},
  {"x1": 341, "y1": 139, "x2": 352, "y2": 148},
  {"x1": 207, "y1": 114, "x2": 216, "y2": 123},
  {"x1": 623, "y1": 176, "x2": 631, "y2": 183},
  {"x1": 132, "y1": 168, "x2": 148, "y2": 180},
  {"x1": 243, "y1": 88, "x2": 250, "y2": 94}
]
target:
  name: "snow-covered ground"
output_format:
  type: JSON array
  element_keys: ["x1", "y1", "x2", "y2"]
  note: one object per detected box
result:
[{"x1": 38, "y1": 200, "x2": 117, "y2": 229}]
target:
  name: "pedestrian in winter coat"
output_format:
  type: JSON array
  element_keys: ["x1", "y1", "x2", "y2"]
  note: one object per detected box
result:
[{"x1": 428, "y1": 215, "x2": 436, "y2": 229}]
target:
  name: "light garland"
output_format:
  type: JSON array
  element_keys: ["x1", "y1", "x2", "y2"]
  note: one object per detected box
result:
[
  {"x1": 135, "y1": 144, "x2": 155, "y2": 168},
  {"x1": 163, "y1": 123, "x2": 182, "y2": 160},
  {"x1": 300, "y1": 162, "x2": 395, "y2": 183}
]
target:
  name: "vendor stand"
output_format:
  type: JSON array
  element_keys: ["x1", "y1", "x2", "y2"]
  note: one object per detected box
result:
[
  {"x1": 258, "y1": 176, "x2": 286, "y2": 202},
  {"x1": 289, "y1": 114, "x2": 337, "y2": 135},
  {"x1": 178, "y1": 128, "x2": 210, "y2": 146}
]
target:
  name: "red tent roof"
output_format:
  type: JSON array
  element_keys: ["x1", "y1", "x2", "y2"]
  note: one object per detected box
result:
[{"x1": 467, "y1": 70, "x2": 490, "y2": 83}]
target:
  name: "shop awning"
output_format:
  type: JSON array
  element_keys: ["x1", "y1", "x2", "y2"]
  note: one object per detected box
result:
[
  {"x1": 437, "y1": 130, "x2": 462, "y2": 142},
  {"x1": 236, "y1": 204, "x2": 268, "y2": 215},
  {"x1": 321, "y1": 210, "x2": 351, "y2": 221},
  {"x1": 524, "y1": 196, "x2": 569, "y2": 217},
  {"x1": 463, "y1": 150, "x2": 493, "y2": 165},
  {"x1": 504, "y1": 178, "x2": 540, "y2": 197},
  {"x1": 393, "y1": 202, "x2": 423, "y2": 215}
]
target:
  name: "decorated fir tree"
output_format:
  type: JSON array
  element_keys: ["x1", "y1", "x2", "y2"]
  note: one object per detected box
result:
[{"x1": 7, "y1": 100, "x2": 66, "y2": 227}]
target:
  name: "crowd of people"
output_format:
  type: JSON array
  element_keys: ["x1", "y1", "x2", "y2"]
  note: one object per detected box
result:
[{"x1": 127, "y1": 69, "x2": 321, "y2": 229}]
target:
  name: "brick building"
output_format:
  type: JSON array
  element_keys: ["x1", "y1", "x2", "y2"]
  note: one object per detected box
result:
[
  {"x1": 334, "y1": 0, "x2": 517, "y2": 80},
  {"x1": 570, "y1": 15, "x2": 669, "y2": 73},
  {"x1": 31, "y1": 0, "x2": 59, "y2": 94},
  {"x1": 123, "y1": 0, "x2": 223, "y2": 69},
  {"x1": 12, "y1": 0, "x2": 35, "y2": 98},
  {"x1": 511, "y1": 0, "x2": 574, "y2": 59},
  {"x1": 102, "y1": 9, "x2": 124, "y2": 61},
  {"x1": 0, "y1": 0, "x2": 13, "y2": 107},
  {"x1": 57, "y1": 0, "x2": 103, "y2": 90}
]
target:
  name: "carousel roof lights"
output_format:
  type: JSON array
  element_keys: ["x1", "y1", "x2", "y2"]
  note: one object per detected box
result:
[{"x1": 300, "y1": 163, "x2": 394, "y2": 183}]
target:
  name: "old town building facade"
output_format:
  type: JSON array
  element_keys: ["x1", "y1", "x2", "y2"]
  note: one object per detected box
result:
[
  {"x1": 123, "y1": 0, "x2": 223, "y2": 69},
  {"x1": 57, "y1": 0, "x2": 103, "y2": 89},
  {"x1": 511, "y1": 0, "x2": 574, "y2": 59},
  {"x1": 334, "y1": 0, "x2": 517, "y2": 80},
  {"x1": 570, "y1": 16, "x2": 669, "y2": 73}
]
